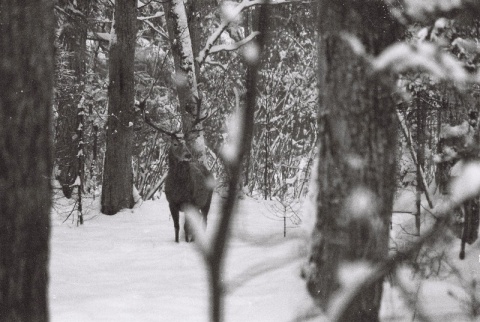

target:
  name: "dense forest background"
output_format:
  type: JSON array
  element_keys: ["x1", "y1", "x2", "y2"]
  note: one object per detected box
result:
[
  {"x1": 3, "y1": 0, "x2": 480, "y2": 321},
  {"x1": 53, "y1": 0, "x2": 317, "y2": 206}
]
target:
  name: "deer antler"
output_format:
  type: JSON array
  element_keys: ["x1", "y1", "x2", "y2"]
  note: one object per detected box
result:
[
  {"x1": 186, "y1": 95, "x2": 208, "y2": 133},
  {"x1": 137, "y1": 99, "x2": 179, "y2": 138}
]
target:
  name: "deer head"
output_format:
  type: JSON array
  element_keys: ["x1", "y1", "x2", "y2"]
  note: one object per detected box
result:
[{"x1": 168, "y1": 136, "x2": 192, "y2": 162}]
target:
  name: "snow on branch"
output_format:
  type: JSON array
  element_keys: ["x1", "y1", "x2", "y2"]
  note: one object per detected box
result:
[
  {"x1": 137, "y1": 11, "x2": 164, "y2": 21},
  {"x1": 396, "y1": 110, "x2": 434, "y2": 208},
  {"x1": 340, "y1": 32, "x2": 476, "y2": 86},
  {"x1": 373, "y1": 42, "x2": 469, "y2": 83},
  {"x1": 209, "y1": 31, "x2": 260, "y2": 55},
  {"x1": 87, "y1": 32, "x2": 111, "y2": 42},
  {"x1": 326, "y1": 186, "x2": 477, "y2": 321},
  {"x1": 440, "y1": 120, "x2": 471, "y2": 139},
  {"x1": 142, "y1": 19, "x2": 169, "y2": 41},
  {"x1": 385, "y1": 0, "x2": 480, "y2": 23},
  {"x1": 197, "y1": 0, "x2": 306, "y2": 66},
  {"x1": 403, "y1": 0, "x2": 480, "y2": 21}
]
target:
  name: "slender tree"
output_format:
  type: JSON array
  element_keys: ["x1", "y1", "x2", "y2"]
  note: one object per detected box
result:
[
  {"x1": 0, "y1": 1, "x2": 54, "y2": 320},
  {"x1": 55, "y1": 0, "x2": 90, "y2": 198},
  {"x1": 163, "y1": 0, "x2": 207, "y2": 161},
  {"x1": 305, "y1": 1, "x2": 402, "y2": 321},
  {"x1": 101, "y1": 0, "x2": 137, "y2": 215}
]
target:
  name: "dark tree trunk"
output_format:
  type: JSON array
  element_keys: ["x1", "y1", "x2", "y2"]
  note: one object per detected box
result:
[
  {"x1": 305, "y1": 1, "x2": 402, "y2": 321},
  {"x1": 185, "y1": 0, "x2": 215, "y2": 79},
  {"x1": 55, "y1": 0, "x2": 89, "y2": 198},
  {"x1": 101, "y1": 0, "x2": 136, "y2": 215},
  {"x1": 415, "y1": 91, "x2": 427, "y2": 234},
  {"x1": 0, "y1": 1, "x2": 54, "y2": 320}
]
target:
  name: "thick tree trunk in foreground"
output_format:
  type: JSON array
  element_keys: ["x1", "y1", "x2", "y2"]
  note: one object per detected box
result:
[
  {"x1": 305, "y1": 1, "x2": 402, "y2": 321},
  {"x1": 0, "y1": 2, "x2": 54, "y2": 320},
  {"x1": 101, "y1": 0, "x2": 136, "y2": 215}
]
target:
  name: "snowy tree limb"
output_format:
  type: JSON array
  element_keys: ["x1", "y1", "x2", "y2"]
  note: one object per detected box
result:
[
  {"x1": 327, "y1": 195, "x2": 463, "y2": 322},
  {"x1": 197, "y1": 0, "x2": 306, "y2": 66},
  {"x1": 385, "y1": 0, "x2": 480, "y2": 23},
  {"x1": 204, "y1": 3, "x2": 271, "y2": 321},
  {"x1": 209, "y1": 31, "x2": 260, "y2": 55},
  {"x1": 137, "y1": 11, "x2": 164, "y2": 21},
  {"x1": 141, "y1": 19, "x2": 169, "y2": 41},
  {"x1": 396, "y1": 110, "x2": 434, "y2": 209},
  {"x1": 144, "y1": 172, "x2": 167, "y2": 201}
]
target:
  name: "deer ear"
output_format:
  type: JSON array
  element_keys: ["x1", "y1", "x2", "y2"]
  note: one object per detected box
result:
[
  {"x1": 159, "y1": 132, "x2": 173, "y2": 142},
  {"x1": 185, "y1": 131, "x2": 198, "y2": 142}
]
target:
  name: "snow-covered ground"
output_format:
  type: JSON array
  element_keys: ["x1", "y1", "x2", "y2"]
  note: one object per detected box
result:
[
  {"x1": 49, "y1": 194, "x2": 314, "y2": 322},
  {"x1": 49, "y1": 189, "x2": 480, "y2": 321}
]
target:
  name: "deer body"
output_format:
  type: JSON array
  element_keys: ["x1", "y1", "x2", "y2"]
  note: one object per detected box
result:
[{"x1": 164, "y1": 138, "x2": 213, "y2": 242}]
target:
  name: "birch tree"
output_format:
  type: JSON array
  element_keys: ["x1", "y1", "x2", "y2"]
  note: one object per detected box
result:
[
  {"x1": 101, "y1": 0, "x2": 137, "y2": 215},
  {"x1": 304, "y1": 1, "x2": 403, "y2": 321},
  {"x1": 0, "y1": 1, "x2": 54, "y2": 319},
  {"x1": 163, "y1": 0, "x2": 207, "y2": 161}
]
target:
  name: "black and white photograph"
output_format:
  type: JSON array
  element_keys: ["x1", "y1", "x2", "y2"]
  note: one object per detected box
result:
[{"x1": 2, "y1": 0, "x2": 480, "y2": 321}]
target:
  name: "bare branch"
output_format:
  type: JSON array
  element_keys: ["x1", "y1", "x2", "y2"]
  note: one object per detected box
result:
[
  {"x1": 142, "y1": 19, "x2": 169, "y2": 41},
  {"x1": 209, "y1": 31, "x2": 260, "y2": 55},
  {"x1": 137, "y1": 100, "x2": 179, "y2": 138},
  {"x1": 328, "y1": 197, "x2": 461, "y2": 321},
  {"x1": 137, "y1": 11, "x2": 164, "y2": 21},
  {"x1": 204, "y1": 2, "x2": 271, "y2": 321},
  {"x1": 87, "y1": 32, "x2": 110, "y2": 42},
  {"x1": 197, "y1": 0, "x2": 307, "y2": 66},
  {"x1": 396, "y1": 110, "x2": 434, "y2": 208}
]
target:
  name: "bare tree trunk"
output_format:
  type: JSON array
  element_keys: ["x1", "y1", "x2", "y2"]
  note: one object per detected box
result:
[
  {"x1": 55, "y1": 0, "x2": 89, "y2": 198},
  {"x1": 305, "y1": 1, "x2": 402, "y2": 321},
  {"x1": 185, "y1": 0, "x2": 215, "y2": 78},
  {"x1": 101, "y1": 0, "x2": 136, "y2": 215},
  {"x1": 416, "y1": 92, "x2": 427, "y2": 234},
  {"x1": 163, "y1": 0, "x2": 207, "y2": 160},
  {"x1": 0, "y1": 1, "x2": 54, "y2": 320}
]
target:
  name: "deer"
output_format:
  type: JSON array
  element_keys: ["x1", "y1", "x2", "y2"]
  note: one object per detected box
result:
[
  {"x1": 138, "y1": 100, "x2": 213, "y2": 242},
  {"x1": 164, "y1": 134, "x2": 213, "y2": 242}
]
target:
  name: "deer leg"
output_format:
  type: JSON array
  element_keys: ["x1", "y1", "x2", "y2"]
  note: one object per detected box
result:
[
  {"x1": 184, "y1": 219, "x2": 190, "y2": 242},
  {"x1": 200, "y1": 209, "x2": 208, "y2": 228},
  {"x1": 201, "y1": 199, "x2": 211, "y2": 227},
  {"x1": 170, "y1": 204, "x2": 180, "y2": 243}
]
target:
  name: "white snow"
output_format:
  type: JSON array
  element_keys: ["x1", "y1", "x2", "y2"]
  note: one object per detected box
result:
[
  {"x1": 49, "y1": 194, "x2": 314, "y2": 322},
  {"x1": 49, "y1": 188, "x2": 480, "y2": 321},
  {"x1": 450, "y1": 161, "x2": 480, "y2": 203},
  {"x1": 220, "y1": 1, "x2": 242, "y2": 24},
  {"x1": 440, "y1": 120, "x2": 471, "y2": 139}
]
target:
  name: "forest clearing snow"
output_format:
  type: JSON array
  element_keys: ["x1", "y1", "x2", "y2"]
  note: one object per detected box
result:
[
  {"x1": 49, "y1": 191, "x2": 480, "y2": 321},
  {"x1": 49, "y1": 194, "x2": 314, "y2": 322}
]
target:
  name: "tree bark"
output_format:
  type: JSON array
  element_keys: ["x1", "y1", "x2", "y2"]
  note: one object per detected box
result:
[
  {"x1": 101, "y1": 0, "x2": 136, "y2": 215},
  {"x1": 163, "y1": 0, "x2": 207, "y2": 161},
  {"x1": 416, "y1": 91, "x2": 427, "y2": 234},
  {"x1": 0, "y1": 1, "x2": 54, "y2": 320},
  {"x1": 55, "y1": 0, "x2": 89, "y2": 198},
  {"x1": 305, "y1": 1, "x2": 402, "y2": 321}
]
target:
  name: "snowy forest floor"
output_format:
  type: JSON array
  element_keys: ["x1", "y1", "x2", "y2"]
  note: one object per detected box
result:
[{"x1": 49, "y1": 187, "x2": 480, "y2": 321}]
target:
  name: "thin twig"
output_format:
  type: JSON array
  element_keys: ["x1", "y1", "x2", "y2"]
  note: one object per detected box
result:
[
  {"x1": 205, "y1": 3, "x2": 271, "y2": 321},
  {"x1": 62, "y1": 200, "x2": 78, "y2": 224}
]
